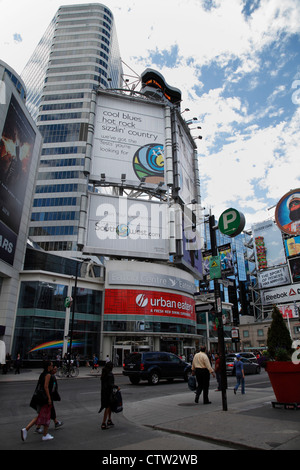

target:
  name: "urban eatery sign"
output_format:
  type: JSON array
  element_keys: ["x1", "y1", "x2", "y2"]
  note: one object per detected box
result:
[{"x1": 104, "y1": 289, "x2": 196, "y2": 322}]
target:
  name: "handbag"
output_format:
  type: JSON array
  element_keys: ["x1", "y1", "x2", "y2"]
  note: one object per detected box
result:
[
  {"x1": 188, "y1": 375, "x2": 197, "y2": 392},
  {"x1": 30, "y1": 383, "x2": 48, "y2": 410},
  {"x1": 110, "y1": 387, "x2": 123, "y2": 413}
]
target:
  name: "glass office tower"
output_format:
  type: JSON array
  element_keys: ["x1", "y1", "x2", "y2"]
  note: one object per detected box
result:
[{"x1": 21, "y1": 3, "x2": 123, "y2": 256}]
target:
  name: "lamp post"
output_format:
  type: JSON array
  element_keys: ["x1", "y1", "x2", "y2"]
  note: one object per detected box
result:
[
  {"x1": 209, "y1": 214, "x2": 228, "y2": 411},
  {"x1": 68, "y1": 260, "x2": 79, "y2": 366}
]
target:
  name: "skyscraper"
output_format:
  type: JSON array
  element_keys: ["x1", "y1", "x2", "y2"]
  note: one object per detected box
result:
[{"x1": 21, "y1": 3, "x2": 123, "y2": 256}]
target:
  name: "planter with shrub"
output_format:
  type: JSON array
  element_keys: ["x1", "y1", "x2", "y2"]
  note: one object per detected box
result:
[{"x1": 265, "y1": 305, "x2": 300, "y2": 404}]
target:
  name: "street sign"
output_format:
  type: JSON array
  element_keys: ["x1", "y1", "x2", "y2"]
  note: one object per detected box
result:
[
  {"x1": 209, "y1": 255, "x2": 221, "y2": 279},
  {"x1": 218, "y1": 208, "x2": 245, "y2": 237},
  {"x1": 64, "y1": 296, "x2": 72, "y2": 308}
]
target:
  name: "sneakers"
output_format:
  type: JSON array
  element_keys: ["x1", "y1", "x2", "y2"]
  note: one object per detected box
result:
[
  {"x1": 55, "y1": 421, "x2": 63, "y2": 428},
  {"x1": 21, "y1": 428, "x2": 27, "y2": 441},
  {"x1": 42, "y1": 433, "x2": 54, "y2": 441}
]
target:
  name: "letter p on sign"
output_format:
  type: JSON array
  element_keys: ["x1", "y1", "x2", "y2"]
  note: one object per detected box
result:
[{"x1": 218, "y1": 208, "x2": 245, "y2": 237}]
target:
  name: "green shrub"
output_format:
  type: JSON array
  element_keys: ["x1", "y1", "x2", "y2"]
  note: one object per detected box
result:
[{"x1": 267, "y1": 305, "x2": 292, "y2": 360}]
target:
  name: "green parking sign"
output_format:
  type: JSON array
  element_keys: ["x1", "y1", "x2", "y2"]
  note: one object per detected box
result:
[{"x1": 218, "y1": 208, "x2": 245, "y2": 237}]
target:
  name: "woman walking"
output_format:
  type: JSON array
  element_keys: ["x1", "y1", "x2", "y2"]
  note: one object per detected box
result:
[
  {"x1": 99, "y1": 361, "x2": 118, "y2": 430},
  {"x1": 21, "y1": 361, "x2": 54, "y2": 441}
]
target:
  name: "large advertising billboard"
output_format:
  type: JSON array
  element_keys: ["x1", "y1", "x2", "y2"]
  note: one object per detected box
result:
[
  {"x1": 90, "y1": 92, "x2": 166, "y2": 188},
  {"x1": 84, "y1": 193, "x2": 169, "y2": 260},
  {"x1": 252, "y1": 219, "x2": 286, "y2": 271},
  {"x1": 261, "y1": 282, "x2": 300, "y2": 305},
  {"x1": 104, "y1": 289, "x2": 196, "y2": 322},
  {"x1": 0, "y1": 93, "x2": 36, "y2": 265},
  {"x1": 275, "y1": 189, "x2": 300, "y2": 236}
]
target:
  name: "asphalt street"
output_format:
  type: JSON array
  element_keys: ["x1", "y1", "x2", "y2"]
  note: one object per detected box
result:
[{"x1": 0, "y1": 367, "x2": 299, "y2": 454}]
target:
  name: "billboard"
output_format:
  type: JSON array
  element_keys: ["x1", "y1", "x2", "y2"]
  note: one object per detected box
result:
[
  {"x1": 174, "y1": 114, "x2": 198, "y2": 205},
  {"x1": 275, "y1": 189, "x2": 300, "y2": 236},
  {"x1": 261, "y1": 282, "x2": 300, "y2": 305},
  {"x1": 84, "y1": 193, "x2": 169, "y2": 260},
  {"x1": 0, "y1": 93, "x2": 36, "y2": 265},
  {"x1": 90, "y1": 92, "x2": 166, "y2": 187},
  {"x1": 104, "y1": 289, "x2": 196, "y2": 322},
  {"x1": 252, "y1": 220, "x2": 286, "y2": 270},
  {"x1": 257, "y1": 266, "x2": 290, "y2": 289}
]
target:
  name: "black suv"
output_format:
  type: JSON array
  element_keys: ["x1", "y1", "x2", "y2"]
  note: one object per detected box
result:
[{"x1": 123, "y1": 351, "x2": 192, "y2": 385}]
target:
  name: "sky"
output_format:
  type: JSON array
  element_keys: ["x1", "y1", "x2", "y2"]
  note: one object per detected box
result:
[{"x1": 1, "y1": 0, "x2": 300, "y2": 230}]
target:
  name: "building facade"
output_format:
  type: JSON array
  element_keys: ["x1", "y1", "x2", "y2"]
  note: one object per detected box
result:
[
  {"x1": 0, "y1": 60, "x2": 42, "y2": 353},
  {"x1": 21, "y1": 3, "x2": 123, "y2": 257}
]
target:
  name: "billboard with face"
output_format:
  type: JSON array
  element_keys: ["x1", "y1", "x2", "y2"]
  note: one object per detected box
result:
[{"x1": 275, "y1": 189, "x2": 300, "y2": 236}]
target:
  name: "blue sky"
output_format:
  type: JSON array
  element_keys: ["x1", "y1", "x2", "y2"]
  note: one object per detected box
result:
[{"x1": 1, "y1": 0, "x2": 300, "y2": 229}]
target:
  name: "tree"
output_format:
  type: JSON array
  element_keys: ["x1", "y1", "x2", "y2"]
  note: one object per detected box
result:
[{"x1": 267, "y1": 305, "x2": 292, "y2": 360}]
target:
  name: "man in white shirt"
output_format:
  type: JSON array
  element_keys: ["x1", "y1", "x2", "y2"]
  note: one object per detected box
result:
[{"x1": 192, "y1": 346, "x2": 215, "y2": 404}]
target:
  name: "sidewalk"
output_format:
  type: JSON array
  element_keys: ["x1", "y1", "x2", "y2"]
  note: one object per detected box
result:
[{"x1": 1, "y1": 368, "x2": 299, "y2": 450}]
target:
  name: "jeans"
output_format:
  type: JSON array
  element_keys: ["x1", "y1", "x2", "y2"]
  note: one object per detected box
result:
[{"x1": 234, "y1": 375, "x2": 245, "y2": 394}]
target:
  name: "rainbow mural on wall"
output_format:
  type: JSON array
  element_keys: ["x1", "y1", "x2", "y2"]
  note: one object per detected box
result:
[{"x1": 29, "y1": 340, "x2": 83, "y2": 353}]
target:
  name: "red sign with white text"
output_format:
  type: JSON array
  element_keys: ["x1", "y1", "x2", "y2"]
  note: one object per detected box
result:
[{"x1": 104, "y1": 289, "x2": 196, "y2": 322}]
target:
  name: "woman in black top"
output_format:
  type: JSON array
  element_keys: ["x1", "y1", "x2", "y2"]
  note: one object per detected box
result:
[{"x1": 99, "y1": 361, "x2": 117, "y2": 429}]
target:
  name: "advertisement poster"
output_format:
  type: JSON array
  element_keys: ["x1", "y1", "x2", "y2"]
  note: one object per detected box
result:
[
  {"x1": 85, "y1": 193, "x2": 169, "y2": 260},
  {"x1": 289, "y1": 257, "x2": 300, "y2": 283},
  {"x1": 91, "y1": 93, "x2": 165, "y2": 187},
  {"x1": 0, "y1": 94, "x2": 35, "y2": 235},
  {"x1": 104, "y1": 289, "x2": 196, "y2": 322},
  {"x1": 275, "y1": 189, "x2": 300, "y2": 236},
  {"x1": 252, "y1": 220, "x2": 286, "y2": 270}
]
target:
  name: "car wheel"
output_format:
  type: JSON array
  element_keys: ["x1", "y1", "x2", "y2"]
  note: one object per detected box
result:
[{"x1": 148, "y1": 371, "x2": 160, "y2": 385}]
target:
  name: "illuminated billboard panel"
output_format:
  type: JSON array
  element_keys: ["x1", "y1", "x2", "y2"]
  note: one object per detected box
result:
[{"x1": 90, "y1": 92, "x2": 166, "y2": 188}]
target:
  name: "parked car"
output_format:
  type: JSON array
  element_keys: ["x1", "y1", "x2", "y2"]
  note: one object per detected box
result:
[
  {"x1": 123, "y1": 351, "x2": 192, "y2": 385},
  {"x1": 226, "y1": 357, "x2": 261, "y2": 376},
  {"x1": 226, "y1": 352, "x2": 257, "y2": 363}
]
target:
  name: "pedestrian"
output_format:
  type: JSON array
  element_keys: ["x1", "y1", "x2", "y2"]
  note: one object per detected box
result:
[
  {"x1": 214, "y1": 353, "x2": 221, "y2": 391},
  {"x1": 35, "y1": 365, "x2": 63, "y2": 434},
  {"x1": 92, "y1": 354, "x2": 98, "y2": 370},
  {"x1": 192, "y1": 346, "x2": 215, "y2": 404},
  {"x1": 99, "y1": 361, "x2": 119, "y2": 430},
  {"x1": 14, "y1": 353, "x2": 22, "y2": 374},
  {"x1": 105, "y1": 354, "x2": 110, "y2": 363},
  {"x1": 234, "y1": 354, "x2": 245, "y2": 395},
  {"x1": 21, "y1": 361, "x2": 55, "y2": 442}
]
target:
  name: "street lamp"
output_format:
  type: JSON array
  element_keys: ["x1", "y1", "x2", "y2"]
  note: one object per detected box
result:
[{"x1": 209, "y1": 214, "x2": 228, "y2": 411}]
